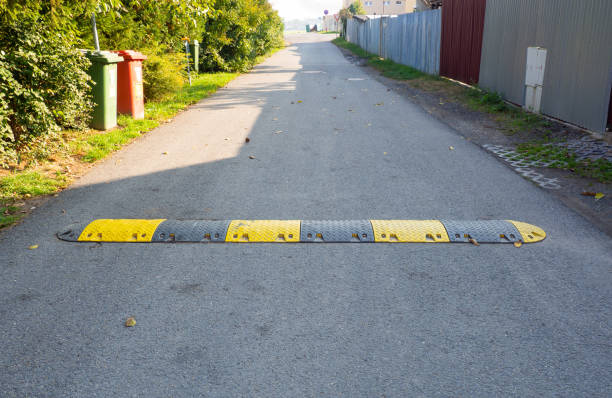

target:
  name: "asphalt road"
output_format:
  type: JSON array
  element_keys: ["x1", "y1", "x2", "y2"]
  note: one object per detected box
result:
[{"x1": 1, "y1": 33, "x2": 611, "y2": 397}]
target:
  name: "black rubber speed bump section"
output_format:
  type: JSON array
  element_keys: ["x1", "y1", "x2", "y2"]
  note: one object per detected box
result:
[
  {"x1": 300, "y1": 220, "x2": 375, "y2": 242},
  {"x1": 152, "y1": 220, "x2": 231, "y2": 242},
  {"x1": 442, "y1": 220, "x2": 522, "y2": 243},
  {"x1": 56, "y1": 223, "x2": 89, "y2": 242}
]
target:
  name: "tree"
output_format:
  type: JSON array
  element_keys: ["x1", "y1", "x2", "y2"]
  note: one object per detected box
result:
[
  {"x1": 348, "y1": 1, "x2": 365, "y2": 16},
  {"x1": 339, "y1": 1, "x2": 365, "y2": 37}
]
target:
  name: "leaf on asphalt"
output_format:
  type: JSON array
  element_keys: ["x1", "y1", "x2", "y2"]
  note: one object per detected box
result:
[
  {"x1": 449, "y1": 146, "x2": 455, "y2": 150},
  {"x1": 383, "y1": 152, "x2": 388, "y2": 155},
  {"x1": 162, "y1": 152, "x2": 168, "y2": 155},
  {"x1": 245, "y1": 137, "x2": 250, "y2": 143},
  {"x1": 125, "y1": 317, "x2": 136, "y2": 327},
  {"x1": 28, "y1": 245, "x2": 38, "y2": 250},
  {"x1": 297, "y1": 100, "x2": 303, "y2": 103},
  {"x1": 224, "y1": 137, "x2": 230, "y2": 141},
  {"x1": 249, "y1": 155, "x2": 256, "y2": 159},
  {"x1": 513, "y1": 241, "x2": 523, "y2": 248},
  {"x1": 595, "y1": 193, "x2": 605, "y2": 200},
  {"x1": 580, "y1": 191, "x2": 596, "y2": 196},
  {"x1": 274, "y1": 130, "x2": 283, "y2": 134},
  {"x1": 375, "y1": 102, "x2": 383, "y2": 106},
  {"x1": 468, "y1": 238, "x2": 480, "y2": 246}
]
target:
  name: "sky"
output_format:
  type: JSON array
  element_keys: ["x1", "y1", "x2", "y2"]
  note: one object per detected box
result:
[{"x1": 268, "y1": 0, "x2": 341, "y2": 20}]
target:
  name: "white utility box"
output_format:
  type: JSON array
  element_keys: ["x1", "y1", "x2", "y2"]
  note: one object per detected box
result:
[{"x1": 524, "y1": 47, "x2": 547, "y2": 113}]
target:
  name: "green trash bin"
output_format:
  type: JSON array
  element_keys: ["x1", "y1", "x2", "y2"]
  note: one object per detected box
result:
[
  {"x1": 190, "y1": 40, "x2": 199, "y2": 74},
  {"x1": 306, "y1": 25, "x2": 310, "y2": 32},
  {"x1": 86, "y1": 51, "x2": 124, "y2": 130}
]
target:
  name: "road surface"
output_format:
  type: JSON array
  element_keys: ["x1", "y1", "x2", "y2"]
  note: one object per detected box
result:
[{"x1": 1, "y1": 33, "x2": 610, "y2": 397}]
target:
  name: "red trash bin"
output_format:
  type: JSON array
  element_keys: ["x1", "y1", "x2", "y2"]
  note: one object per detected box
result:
[{"x1": 113, "y1": 50, "x2": 147, "y2": 119}]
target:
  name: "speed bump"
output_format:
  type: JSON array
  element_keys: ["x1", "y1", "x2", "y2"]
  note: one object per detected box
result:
[{"x1": 58, "y1": 219, "x2": 546, "y2": 244}]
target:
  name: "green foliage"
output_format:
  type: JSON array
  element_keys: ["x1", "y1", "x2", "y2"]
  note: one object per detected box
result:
[
  {"x1": 0, "y1": 17, "x2": 93, "y2": 163},
  {"x1": 142, "y1": 49, "x2": 186, "y2": 101},
  {"x1": 199, "y1": 0, "x2": 283, "y2": 72},
  {"x1": 84, "y1": 0, "x2": 212, "y2": 53},
  {"x1": 348, "y1": 1, "x2": 365, "y2": 15}
]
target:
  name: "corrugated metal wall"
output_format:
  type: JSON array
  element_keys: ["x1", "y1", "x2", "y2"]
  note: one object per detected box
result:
[
  {"x1": 345, "y1": 10, "x2": 441, "y2": 75},
  {"x1": 439, "y1": 0, "x2": 486, "y2": 84},
  {"x1": 479, "y1": 0, "x2": 612, "y2": 133}
]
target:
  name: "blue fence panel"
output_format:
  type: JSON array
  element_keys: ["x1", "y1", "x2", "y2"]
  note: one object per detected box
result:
[{"x1": 344, "y1": 11, "x2": 441, "y2": 75}]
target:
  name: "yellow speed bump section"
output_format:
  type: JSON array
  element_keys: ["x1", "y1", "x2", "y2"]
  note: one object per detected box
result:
[
  {"x1": 78, "y1": 219, "x2": 166, "y2": 242},
  {"x1": 507, "y1": 220, "x2": 546, "y2": 243},
  {"x1": 226, "y1": 220, "x2": 301, "y2": 242},
  {"x1": 370, "y1": 220, "x2": 450, "y2": 243}
]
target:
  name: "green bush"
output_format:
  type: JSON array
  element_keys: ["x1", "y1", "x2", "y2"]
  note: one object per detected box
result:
[
  {"x1": 0, "y1": 17, "x2": 92, "y2": 162},
  {"x1": 142, "y1": 49, "x2": 186, "y2": 102},
  {"x1": 200, "y1": 0, "x2": 283, "y2": 72}
]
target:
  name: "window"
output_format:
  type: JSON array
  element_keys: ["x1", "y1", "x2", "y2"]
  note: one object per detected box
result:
[
  {"x1": 365, "y1": 1, "x2": 373, "y2": 5},
  {"x1": 383, "y1": 1, "x2": 391, "y2": 5}
]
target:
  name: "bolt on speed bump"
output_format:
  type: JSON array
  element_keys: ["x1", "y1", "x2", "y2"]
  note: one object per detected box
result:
[{"x1": 57, "y1": 219, "x2": 546, "y2": 244}]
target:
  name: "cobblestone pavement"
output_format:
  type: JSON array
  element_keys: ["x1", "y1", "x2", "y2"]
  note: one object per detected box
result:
[
  {"x1": 551, "y1": 135, "x2": 612, "y2": 162},
  {"x1": 483, "y1": 144, "x2": 562, "y2": 189},
  {"x1": 483, "y1": 135, "x2": 611, "y2": 190}
]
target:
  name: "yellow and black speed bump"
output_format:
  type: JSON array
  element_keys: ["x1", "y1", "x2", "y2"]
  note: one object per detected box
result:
[{"x1": 57, "y1": 219, "x2": 546, "y2": 244}]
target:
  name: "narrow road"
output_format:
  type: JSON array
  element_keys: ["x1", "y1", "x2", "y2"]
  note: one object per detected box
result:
[{"x1": 1, "y1": 34, "x2": 610, "y2": 397}]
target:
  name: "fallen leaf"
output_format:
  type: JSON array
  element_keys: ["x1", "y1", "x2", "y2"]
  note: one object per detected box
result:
[
  {"x1": 595, "y1": 193, "x2": 605, "y2": 200},
  {"x1": 468, "y1": 238, "x2": 480, "y2": 246},
  {"x1": 25, "y1": 194, "x2": 31, "y2": 198},
  {"x1": 28, "y1": 245, "x2": 38, "y2": 250},
  {"x1": 224, "y1": 137, "x2": 230, "y2": 141},
  {"x1": 383, "y1": 152, "x2": 388, "y2": 155},
  {"x1": 297, "y1": 100, "x2": 303, "y2": 103},
  {"x1": 245, "y1": 137, "x2": 250, "y2": 143},
  {"x1": 513, "y1": 241, "x2": 523, "y2": 248},
  {"x1": 449, "y1": 146, "x2": 455, "y2": 150},
  {"x1": 581, "y1": 191, "x2": 596, "y2": 196},
  {"x1": 274, "y1": 130, "x2": 283, "y2": 134},
  {"x1": 125, "y1": 317, "x2": 136, "y2": 327},
  {"x1": 248, "y1": 155, "x2": 256, "y2": 159},
  {"x1": 375, "y1": 102, "x2": 384, "y2": 106},
  {"x1": 162, "y1": 152, "x2": 168, "y2": 155}
]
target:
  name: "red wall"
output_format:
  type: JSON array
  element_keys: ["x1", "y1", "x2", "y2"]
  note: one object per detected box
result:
[{"x1": 440, "y1": 0, "x2": 487, "y2": 85}]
